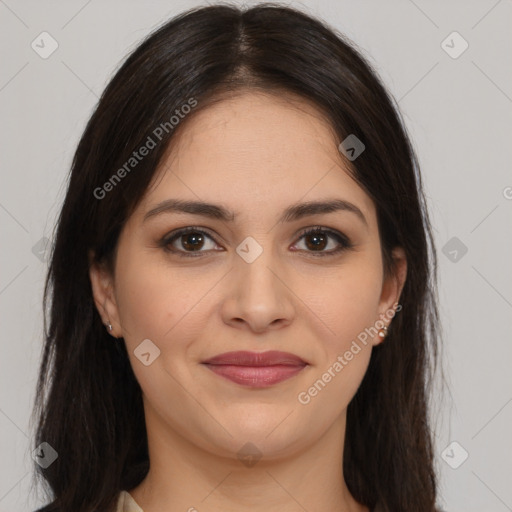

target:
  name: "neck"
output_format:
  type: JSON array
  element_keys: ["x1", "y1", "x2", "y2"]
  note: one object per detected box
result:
[{"x1": 129, "y1": 399, "x2": 368, "y2": 512}]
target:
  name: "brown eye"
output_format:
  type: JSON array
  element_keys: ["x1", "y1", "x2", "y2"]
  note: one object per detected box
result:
[
  {"x1": 161, "y1": 227, "x2": 220, "y2": 257},
  {"x1": 294, "y1": 227, "x2": 353, "y2": 256},
  {"x1": 180, "y1": 232, "x2": 206, "y2": 251},
  {"x1": 304, "y1": 231, "x2": 328, "y2": 251}
]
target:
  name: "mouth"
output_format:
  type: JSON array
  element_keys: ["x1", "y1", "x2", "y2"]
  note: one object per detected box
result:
[{"x1": 201, "y1": 350, "x2": 308, "y2": 388}]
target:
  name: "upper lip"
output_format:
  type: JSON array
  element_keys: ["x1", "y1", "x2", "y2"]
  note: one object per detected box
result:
[{"x1": 202, "y1": 350, "x2": 307, "y2": 366}]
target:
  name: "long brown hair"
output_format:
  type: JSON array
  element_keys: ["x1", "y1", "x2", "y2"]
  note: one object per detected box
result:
[{"x1": 31, "y1": 3, "x2": 444, "y2": 511}]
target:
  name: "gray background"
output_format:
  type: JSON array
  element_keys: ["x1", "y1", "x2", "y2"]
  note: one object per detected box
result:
[{"x1": 1, "y1": 0, "x2": 511, "y2": 510}]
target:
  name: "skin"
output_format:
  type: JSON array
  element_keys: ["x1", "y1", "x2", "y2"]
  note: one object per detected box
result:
[{"x1": 90, "y1": 90, "x2": 407, "y2": 512}]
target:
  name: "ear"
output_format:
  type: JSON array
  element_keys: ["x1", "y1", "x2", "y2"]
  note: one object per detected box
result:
[
  {"x1": 88, "y1": 250, "x2": 121, "y2": 337},
  {"x1": 375, "y1": 246, "x2": 407, "y2": 343}
]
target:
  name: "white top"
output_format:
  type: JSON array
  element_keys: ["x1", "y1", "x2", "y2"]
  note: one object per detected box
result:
[{"x1": 116, "y1": 490, "x2": 144, "y2": 512}]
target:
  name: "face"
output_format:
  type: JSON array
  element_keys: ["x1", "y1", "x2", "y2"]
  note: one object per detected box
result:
[{"x1": 90, "y1": 90, "x2": 406, "y2": 461}]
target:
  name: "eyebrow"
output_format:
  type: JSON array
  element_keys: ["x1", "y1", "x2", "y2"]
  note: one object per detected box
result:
[{"x1": 143, "y1": 198, "x2": 368, "y2": 227}]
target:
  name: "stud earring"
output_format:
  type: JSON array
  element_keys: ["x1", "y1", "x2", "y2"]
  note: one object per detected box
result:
[
  {"x1": 106, "y1": 322, "x2": 116, "y2": 338},
  {"x1": 378, "y1": 325, "x2": 388, "y2": 339}
]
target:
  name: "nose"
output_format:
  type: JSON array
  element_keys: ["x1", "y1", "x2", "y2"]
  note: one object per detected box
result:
[{"x1": 220, "y1": 247, "x2": 295, "y2": 334}]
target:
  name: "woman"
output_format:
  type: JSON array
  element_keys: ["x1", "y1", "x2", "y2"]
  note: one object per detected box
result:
[{"x1": 31, "y1": 3, "x2": 443, "y2": 511}]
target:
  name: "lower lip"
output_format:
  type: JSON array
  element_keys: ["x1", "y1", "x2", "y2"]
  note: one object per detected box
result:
[{"x1": 202, "y1": 364, "x2": 307, "y2": 387}]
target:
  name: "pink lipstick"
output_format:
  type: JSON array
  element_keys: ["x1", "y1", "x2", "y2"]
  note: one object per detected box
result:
[{"x1": 201, "y1": 350, "x2": 308, "y2": 388}]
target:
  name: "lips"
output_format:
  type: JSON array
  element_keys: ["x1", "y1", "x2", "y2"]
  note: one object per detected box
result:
[
  {"x1": 202, "y1": 350, "x2": 307, "y2": 366},
  {"x1": 201, "y1": 350, "x2": 308, "y2": 388}
]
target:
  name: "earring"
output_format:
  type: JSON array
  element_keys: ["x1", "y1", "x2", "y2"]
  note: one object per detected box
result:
[
  {"x1": 378, "y1": 325, "x2": 388, "y2": 339},
  {"x1": 106, "y1": 322, "x2": 116, "y2": 338}
]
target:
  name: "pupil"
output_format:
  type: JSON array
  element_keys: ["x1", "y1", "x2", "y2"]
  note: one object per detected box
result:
[
  {"x1": 182, "y1": 233, "x2": 204, "y2": 251},
  {"x1": 306, "y1": 233, "x2": 326, "y2": 251}
]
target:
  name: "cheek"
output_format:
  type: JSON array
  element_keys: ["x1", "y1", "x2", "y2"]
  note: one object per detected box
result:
[
  {"x1": 113, "y1": 251, "x2": 208, "y2": 397},
  {"x1": 302, "y1": 256, "x2": 383, "y2": 351},
  {"x1": 114, "y1": 261, "x2": 167, "y2": 341},
  {"x1": 297, "y1": 267, "x2": 381, "y2": 413},
  {"x1": 113, "y1": 246, "x2": 215, "y2": 348}
]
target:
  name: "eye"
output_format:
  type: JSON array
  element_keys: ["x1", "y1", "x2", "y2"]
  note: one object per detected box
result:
[
  {"x1": 292, "y1": 226, "x2": 353, "y2": 257},
  {"x1": 160, "y1": 226, "x2": 221, "y2": 257}
]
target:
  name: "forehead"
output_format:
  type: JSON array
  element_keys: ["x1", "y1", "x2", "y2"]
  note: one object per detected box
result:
[
  {"x1": 168, "y1": 90, "x2": 340, "y2": 166},
  {"x1": 139, "y1": 91, "x2": 375, "y2": 225}
]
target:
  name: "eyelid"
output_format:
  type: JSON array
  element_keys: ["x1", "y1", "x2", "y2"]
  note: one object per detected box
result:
[{"x1": 296, "y1": 225, "x2": 352, "y2": 245}]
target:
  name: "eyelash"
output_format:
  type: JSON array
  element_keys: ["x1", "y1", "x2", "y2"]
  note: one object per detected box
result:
[{"x1": 159, "y1": 225, "x2": 354, "y2": 258}]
